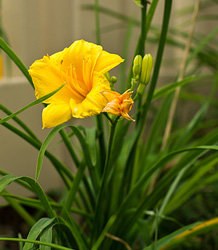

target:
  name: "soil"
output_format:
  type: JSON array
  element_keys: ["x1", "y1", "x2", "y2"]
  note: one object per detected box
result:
[{"x1": 0, "y1": 206, "x2": 30, "y2": 250}]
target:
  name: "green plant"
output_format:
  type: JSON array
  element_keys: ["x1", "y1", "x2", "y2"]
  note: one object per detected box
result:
[{"x1": 0, "y1": 0, "x2": 218, "y2": 249}]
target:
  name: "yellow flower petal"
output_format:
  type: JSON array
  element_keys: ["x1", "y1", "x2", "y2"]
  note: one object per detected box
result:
[
  {"x1": 101, "y1": 89, "x2": 135, "y2": 121},
  {"x1": 70, "y1": 72, "x2": 110, "y2": 118},
  {"x1": 42, "y1": 103, "x2": 72, "y2": 129},
  {"x1": 29, "y1": 55, "x2": 74, "y2": 104},
  {"x1": 95, "y1": 50, "x2": 124, "y2": 74},
  {"x1": 100, "y1": 90, "x2": 120, "y2": 102},
  {"x1": 61, "y1": 40, "x2": 102, "y2": 85}
]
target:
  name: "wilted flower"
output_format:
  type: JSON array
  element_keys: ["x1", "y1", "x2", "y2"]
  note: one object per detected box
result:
[
  {"x1": 101, "y1": 89, "x2": 135, "y2": 121},
  {"x1": 29, "y1": 40, "x2": 123, "y2": 128}
]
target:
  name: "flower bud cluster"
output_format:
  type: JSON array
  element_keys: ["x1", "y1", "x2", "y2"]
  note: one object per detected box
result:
[
  {"x1": 140, "y1": 54, "x2": 153, "y2": 86},
  {"x1": 131, "y1": 53, "x2": 153, "y2": 99}
]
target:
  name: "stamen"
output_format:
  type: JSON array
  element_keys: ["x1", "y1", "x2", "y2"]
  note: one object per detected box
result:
[
  {"x1": 82, "y1": 57, "x2": 92, "y2": 91},
  {"x1": 69, "y1": 65, "x2": 89, "y2": 100}
]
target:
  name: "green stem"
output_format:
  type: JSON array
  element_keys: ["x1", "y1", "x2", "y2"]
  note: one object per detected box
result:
[
  {"x1": 119, "y1": 1, "x2": 148, "y2": 200},
  {"x1": 59, "y1": 129, "x2": 80, "y2": 167},
  {"x1": 126, "y1": 36, "x2": 141, "y2": 89},
  {"x1": 0, "y1": 237, "x2": 74, "y2": 250},
  {"x1": 138, "y1": 0, "x2": 173, "y2": 134},
  {"x1": 0, "y1": 104, "x2": 40, "y2": 141},
  {"x1": 64, "y1": 160, "x2": 86, "y2": 212},
  {"x1": 59, "y1": 126, "x2": 95, "y2": 212},
  {"x1": 120, "y1": 19, "x2": 134, "y2": 91},
  {"x1": 0, "y1": 170, "x2": 32, "y2": 191},
  {"x1": 2, "y1": 190, "x2": 36, "y2": 227},
  {"x1": 137, "y1": 1, "x2": 147, "y2": 122},
  {"x1": 95, "y1": 0, "x2": 101, "y2": 44},
  {"x1": 140, "y1": 2, "x2": 147, "y2": 56},
  {"x1": 126, "y1": 0, "x2": 159, "y2": 89},
  {"x1": 0, "y1": 38, "x2": 33, "y2": 86},
  {"x1": 2, "y1": 122, "x2": 72, "y2": 188},
  {"x1": 90, "y1": 117, "x2": 118, "y2": 246},
  {"x1": 96, "y1": 114, "x2": 106, "y2": 174},
  {"x1": 109, "y1": 0, "x2": 173, "y2": 240}
]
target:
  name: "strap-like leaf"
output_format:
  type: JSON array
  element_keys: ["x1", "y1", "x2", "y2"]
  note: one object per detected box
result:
[
  {"x1": 0, "y1": 38, "x2": 33, "y2": 86},
  {"x1": 0, "y1": 175, "x2": 55, "y2": 218},
  {"x1": 142, "y1": 221, "x2": 200, "y2": 250},
  {"x1": 36, "y1": 124, "x2": 99, "y2": 191},
  {"x1": 23, "y1": 218, "x2": 55, "y2": 250},
  {"x1": 0, "y1": 237, "x2": 73, "y2": 250},
  {"x1": 0, "y1": 83, "x2": 65, "y2": 125},
  {"x1": 152, "y1": 74, "x2": 213, "y2": 101}
]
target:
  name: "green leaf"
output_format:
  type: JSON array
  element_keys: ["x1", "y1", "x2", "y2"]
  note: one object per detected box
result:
[
  {"x1": 64, "y1": 160, "x2": 87, "y2": 212},
  {"x1": 0, "y1": 237, "x2": 73, "y2": 250},
  {"x1": 143, "y1": 222, "x2": 200, "y2": 250},
  {"x1": 154, "y1": 217, "x2": 218, "y2": 250},
  {"x1": 0, "y1": 38, "x2": 33, "y2": 86},
  {"x1": 0, "y1": 104, "x2": 40, "y2": 141},
  {"x1": 145, "y1": 0, "x2": 159, "y2": 35},
  {"x1": 91, "y1": 215, "x2": 116, "y2": 250},
  {"x1": 36, "y1": 123, "x2": 99, "y2": 200},
  {"x1": 40, "y1": 223, "x2": 53, "y2": 250},
  {"x1": 36, "y1": 124, "x2": 67, "y2": 180},
  {"x1": 186, "y1": 27, "x2": 218, "y2": 67},
  {"x1": 23, "y1": 218, "x2": 55, "y2": 250},
  {"x1": 1, "y1": 122, "x2": 73, "y2": 188},
  {"x1": 165, "y1": 153, "x2": 218, "y2": 214},
  {"x1": 0, "y1": 175, "x2": 55, "y2": 217},
  {"x1": 152, "y1": 75, "x2": 213, "y2": 101},
  {"x1": 113, "y1": 144, "x2": 218, "y2": 238},
  {"x1": 85, "y1": 127, "x2": 97, "y2": 166},
  {"x1": 0, "y1": 83, "x2": 65, "y2": 125},
  {"x1": 1, "y1": 190, "x2": 36, "y2": 227},
  {"x1": 61, "y1": 210, "x2": 88, "y2": 250},
  {"x1": 172, "y1": 103, "x2": 208, "y2": 150},
  {"x1": 82, "y1": 4, "x2": 140, "y2": 26}
]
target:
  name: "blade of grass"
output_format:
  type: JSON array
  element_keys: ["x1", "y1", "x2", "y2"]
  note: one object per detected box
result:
[
  {"x1": 64, "y1": 159, "x2": 86, "y2": 212},
  {"x1": 0, "y1": 237, "x2": 73, "y2": 250},
  {"x1": 91, "y1": 215, "x2": 116, "y2": 250},
  {"x1": 1, "y1": 190, "x2": 36, "y2": 227},
  {"x1": 61, "y1": 210, "x2": 88, "y2": 250},
  {"x1": 161, "y1": 0, "x2": 201, "y2": 150},
  {"x1": 0, "y1": 38, "x2": 33, "y2": 86},
  {"x1": 118, "y1": 0, "x2": 173, "y2": 205},
  {"x1": 0, "y1": 104, "x2": 40, "y2": 141},
  {"x1": 0, "y1": 175, "x2": 56, "y2": 217},
  {"x1": 142, "y1": 222, "x2": 200, "y2": 250},
  {"x1": 159, "y1": 217, "x2": 218, "y2": 250},
  {"x1": 23, "y1": 218, "x2": 55, "y2": 250},
  {"x1": 0, "y1": 83, "x2": 65, "y2": 125},
  {"x1": 1, "y1": 192, "x2": 92, "y2": 218},
  {"x1": 1, "y1": 122, "x2": 73, "y2": 188},
  {"x1": 152, "y1": 74, "x2": 213, "y2": 101}
]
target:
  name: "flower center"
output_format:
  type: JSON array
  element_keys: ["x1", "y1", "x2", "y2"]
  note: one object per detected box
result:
[{"x1": 66, "y1": 64, "x2": 90, "y2": 103}]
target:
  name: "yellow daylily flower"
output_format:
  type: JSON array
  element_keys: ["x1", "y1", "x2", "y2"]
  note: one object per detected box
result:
[
  {"x1": 29, "y1": 40, "x2": 123, "y2": 128},
  {"x1": 101, "y1": 89, "x2": 135, "y2": 121}
]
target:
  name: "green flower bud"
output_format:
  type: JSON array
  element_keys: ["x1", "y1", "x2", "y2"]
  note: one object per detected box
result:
[
  {"x1": 133, "y1": 0, "x2": 143, "y2": 7},
  {"x1": 133, "y1": 55, "x2": 142, "y2": 80},
  {"x1": 110, "y1": 76, "x2": 117, "y2": 84},
  {"x1": 140, "y1": 54, "x2": 153, "y2": 85},
  {"x1": 104, "y1": 72, "x2": 110, "y2": 82},
  {"x1": 137, "y1": 83, "x2": 146, "y2": 96}
]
